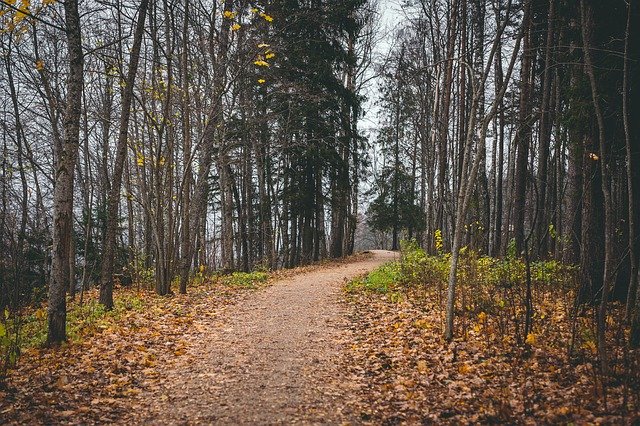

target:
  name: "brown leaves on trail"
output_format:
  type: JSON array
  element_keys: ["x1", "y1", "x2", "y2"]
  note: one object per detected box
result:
[
  {"x1": 0, "y1": 282, "x2": 256, "y2": 425},
  {"x1": 0, "y1": 253, "x2": 372, "y2": 425},
  {"x1": 341, "y1": 288, "x2": 639, "y2": 425}
]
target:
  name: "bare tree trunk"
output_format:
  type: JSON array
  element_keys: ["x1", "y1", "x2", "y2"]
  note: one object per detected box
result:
[
  {"x1": 445, "y1": 0, "x2": 523, "y2": 340},
  {"x1": 99, "y1": 0, "x2": 150, "y2": 309},
  {"x1": 184, "y1": 0, "x2": 232, "y2": 276},
  {"x1": 624, "y1": 2, "x2": 640, "y2": 347},
  {"x1": 580, "y1": 0, "x2": 615, "y2": 375},
  {"x1": 491, "y1": 27, "x2": 505, "y2": 257},
  {"x1": 48, "y1": 0, "x2": 84, "y2": 344},
  {"x1": 436, "y1": 0, "x2": 458, "y2": 241},
  {"x1": 255, "y1": 104, "x2": 274, "y2": 269},
  {"x1": 535, "y1": 0, "x2": 556, "y2": 257},
  {"x1": 513, "y1": 2, "x2": 534, "y2": 255},
  {"x1": 178, "y1": 1, "x2": 193, "y2": 294}
]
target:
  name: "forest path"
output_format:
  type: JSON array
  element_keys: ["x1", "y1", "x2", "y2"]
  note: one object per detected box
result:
[{"x1": 132, "y1": 250, "x2": 397, "y2": 425}]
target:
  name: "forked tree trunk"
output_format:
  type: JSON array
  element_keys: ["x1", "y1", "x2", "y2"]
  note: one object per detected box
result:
[
  {"x1": 183, "y1": 0, "x2": 233, "y2": 278},
  {"x1": 99, "y1": 0, "x2": 150, "y2": 309},
  {"x1": 445, "y1": 0, "x2": 523, "y2": 340}
]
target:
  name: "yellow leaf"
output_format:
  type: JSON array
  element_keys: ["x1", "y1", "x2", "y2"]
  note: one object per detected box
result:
[
  {"x1": 265, "y1": 52, "x2": 275, "y2": 59},
  {"x1": 35, "y1": 308, "x2": 46, "y2": 321},
  {"x1": 14, "y1": 11, "x2": 25, "y2": 24},
  {"x1": 414, "y1": 318, "x2": 429, "y2": 329},
  {"x1": 525, "y1": 333, "x2": 536, "y2": 345},
  {"x1": 222, "y1": 10, "x2": 236, "y2": 19},
  {"x1": 35, "y1": 59, "x2": 44, "y2": 71},
  {"x1": 251, "y1": 8, "x2": 258, "y2": 13},
  {"x1": 253, "y1": 60, "x2": 269, "y2": 67},
  {"x1": 143, "y1": 356, "x2": 156, "y2": 367},
  {"x1": 581, "y1": 340, "x2": 597, "y2": 354},
  {"x1": 13, "y1": 0, "x2": 29, "y2": 24},
  {"x1": 458, "y1": 363, "x2": 471, "y2": 374},
  {"x1": 257, "y1": 43, "x2": 270, "y2": 48},
  {"x1": 257, "y1": 78, "x2": 266, "y2": 84},
  {"x1": 231, "y1": 23, "x2": 241, "y2": 31}
]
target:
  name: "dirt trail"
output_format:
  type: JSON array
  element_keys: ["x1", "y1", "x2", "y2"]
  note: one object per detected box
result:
[{"x1": 133, "y1": 250, "x2": 396, "y2": 425}]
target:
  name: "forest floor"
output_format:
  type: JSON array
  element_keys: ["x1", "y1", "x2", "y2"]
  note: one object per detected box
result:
[
  {"x1": 2, "y1": 249, "x2": 636, "y2": 425},
  {"x1": 0, "y1": 250, "x2": 397, "y2": 425}
]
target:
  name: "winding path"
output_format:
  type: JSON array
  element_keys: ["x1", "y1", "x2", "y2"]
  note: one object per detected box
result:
[{"x1": 134, "y1": 250, "x2": 396, "y2": 425}]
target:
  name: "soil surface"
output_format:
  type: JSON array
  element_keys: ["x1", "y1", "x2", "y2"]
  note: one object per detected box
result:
[{"x1": 129, "y1": 250, "x2": 397, "y2": 425}]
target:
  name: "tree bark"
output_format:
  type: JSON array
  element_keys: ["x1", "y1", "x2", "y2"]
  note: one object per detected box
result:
[
  {"x1": 48, "y1": 0, "x2": 84, "y2": 344},
  {"x1": 513, "y1": 1, "x2": 534, "y2": 255},
  {"x1": 580, "y1": 0, "x2": 615, "y2": 374}
]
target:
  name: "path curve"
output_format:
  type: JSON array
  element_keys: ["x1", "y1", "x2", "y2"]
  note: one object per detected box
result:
[{"x1": 134, "y1": 250, "x2": 397, "y2": 425}]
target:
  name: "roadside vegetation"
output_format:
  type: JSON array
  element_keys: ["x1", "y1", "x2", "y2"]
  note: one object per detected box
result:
[{"x1": 343, "y1": 241, "x2": 639, "y2": 423}]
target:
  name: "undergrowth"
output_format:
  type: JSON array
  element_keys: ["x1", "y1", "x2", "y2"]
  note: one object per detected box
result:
[
  {"x1": 0, "y1": 291, "x2": 147, "y2": 377},
  {"x1": 219, "y1": 271, "x2": 269, "y2": 288},
  {"x1": 344, "y1": 240, "x2": 639, "y2": 420},
  {"x1": 1, "y1": 268, "x2": 270, "y2": 377}
]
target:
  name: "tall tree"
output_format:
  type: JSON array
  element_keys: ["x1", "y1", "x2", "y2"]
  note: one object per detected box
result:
[
  {"x1": 99, "y1": 0, "x2": 150, "y2": 309},
  {"x1": 48, "y1": 0, "x2": 84, "y2": 344}
]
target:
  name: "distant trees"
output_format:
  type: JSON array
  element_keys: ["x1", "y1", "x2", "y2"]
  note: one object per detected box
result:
[{"x1": 367, "y1": 166, "x2": 424, "y2": 249}]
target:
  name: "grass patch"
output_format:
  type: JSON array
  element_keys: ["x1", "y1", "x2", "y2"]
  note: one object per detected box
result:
[
  {"x1": 346, "y1": 262, "x2": 402, "y2": 295},
  {"x1": 1, "y1": 290, "x2": 147, "y2": 375},
  {"x1": 220, "y1": 271, "x2": 270, "y2": 288}
]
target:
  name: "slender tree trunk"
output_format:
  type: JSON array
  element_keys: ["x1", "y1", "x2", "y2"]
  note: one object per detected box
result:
[
  {"x1": 535, "y1": 0, "x2": 556, "y2": 257},
  {"x1": 48, "y1": 0, "x2": 84, "y2": 344},
  {"x1": 179, "y1": 1, "x2": 192, "y2": 294},
  {"x1": 436, "y1": 0, "x2": 458, "y2": 239},
  {"x1": 184, "y1": 0, "x2": 232, "y2": 276},
  {"x1": 580, "y1": 0, "x2": 615, "y2": 375},
  {"x1": 513, "y1": 2, "x2": 533, "y2": 255},
  {"x1": 623, "y1": 2, "x2": 640, "y2": 347},
  {"x1": 445, "y1": 0, "x2": 522, "y2": 340},
  {"x1": 99, "y1": 0, "x2": 150, "y2": 309}
]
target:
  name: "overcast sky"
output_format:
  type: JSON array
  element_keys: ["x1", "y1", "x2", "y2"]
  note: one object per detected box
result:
[{"x1": 360, "y1": 0, "x2": 404, "y2": 135}]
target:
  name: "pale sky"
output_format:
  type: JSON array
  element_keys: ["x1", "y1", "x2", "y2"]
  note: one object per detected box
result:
[{"x1": 360, "y1": 0, "x2": 404, "y2": 136}]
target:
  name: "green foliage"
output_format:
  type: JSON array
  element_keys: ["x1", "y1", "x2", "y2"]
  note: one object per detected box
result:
[
  {"x1": 346, "y1": 262, "x2": 401, "y2": 294},
  {"x1": 399, "y1": 239, "x2": 448, "y2": 287},
  {"x1": 345, "y1": 241, "x2": 577, "y2": 345},
  {"x1": 221, "y1": 271, "x2": 269, "y2": 288},
  {"x1": 347, "y1": 240, "x2": 579, "y2": 340},
  {"x1": 0, "y1": 292, "x2": 147, "y2": 376}
]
